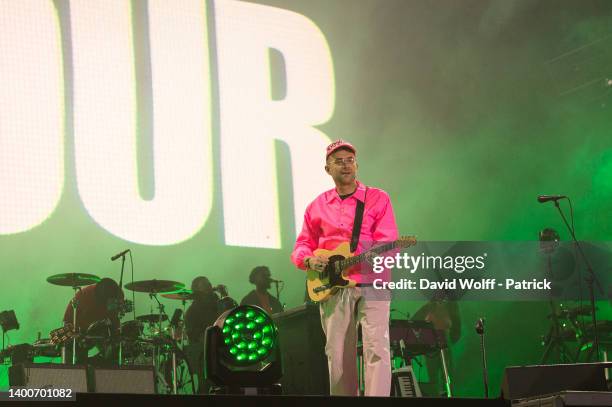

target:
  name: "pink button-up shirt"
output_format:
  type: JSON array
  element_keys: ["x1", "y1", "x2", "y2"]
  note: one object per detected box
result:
[{"x1": 291, "y1": 180, "x2": 399, "y2": 284}]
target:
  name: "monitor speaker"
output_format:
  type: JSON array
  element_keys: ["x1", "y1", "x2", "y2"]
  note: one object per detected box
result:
[
  {"x1": 9, "y1": 363, "x2": 88, "y2": 392},
  {"x1": 501, "y1": 362, "x2": 611, "y2": 400},
  {"x1": 91, "y1": 365, "x2": 156, "y2": 394}
]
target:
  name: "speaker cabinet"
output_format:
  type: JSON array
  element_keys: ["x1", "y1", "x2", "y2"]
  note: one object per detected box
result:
[
  {"x1": 92, "y1": 365, "x2": 155, "y2": 394},
  {"x1": 9, "y1": 363, "x2": 88, "y2": 392},
  {"x1": 273, "y1": 304, "x2": 329, "y2": 395},
  {"x1": 501, "y1": 362, "x2": 611, "y2": 400}
]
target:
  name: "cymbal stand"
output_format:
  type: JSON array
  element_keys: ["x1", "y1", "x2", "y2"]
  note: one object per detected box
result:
[
  {"x1": 181, "y1": 299, "x2": 187, "y2": 345},
  {"x1": 171, "y1": 326, "x2": 177, "y2": 394},
  {"x1": 71, "y1": 286, "x2": 80, "y2": 365},
  {"x1": 439, "y1": 347, "x2": 452, "y2": 397},
  {"x1": 552, "y1": 199, "x2": 603, "y2": 360},
  {"x1": 540, "y1": 253, "x2": 573, "y2": 363},
  {"x1": 149, "y1": 292, "x2": 169, "y2": 391}
]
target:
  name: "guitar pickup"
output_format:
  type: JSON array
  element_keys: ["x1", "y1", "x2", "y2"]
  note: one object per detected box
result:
[{"x1": 313, "y1": 284, "x2": 330, "y2": 293}]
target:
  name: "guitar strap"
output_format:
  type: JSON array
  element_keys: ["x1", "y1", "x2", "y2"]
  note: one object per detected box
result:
[{"x1": 350, "y1": 186, "x2": 367, "y2": 253}]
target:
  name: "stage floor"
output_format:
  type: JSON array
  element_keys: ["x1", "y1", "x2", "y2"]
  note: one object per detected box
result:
[{"x1": 58, "y1": 393, "x2": 509, "y2": 406}]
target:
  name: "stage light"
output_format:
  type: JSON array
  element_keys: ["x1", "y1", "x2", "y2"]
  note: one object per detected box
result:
[
  {"x1": 0, "y1": 310, "x2": 19, "y2": 352},
  {"x1": 204, "y1": 305, "x2": 282, "y2": 393},
  {"x1": 0, "y1": 310, "x2": 19, "y2": 333}
]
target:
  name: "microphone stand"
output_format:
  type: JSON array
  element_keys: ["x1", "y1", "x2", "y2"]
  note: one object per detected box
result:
[
  {"x1": 273, "y1": 281, "x2": 280, "y2": 304},
  {"x1": 552, "y1": 199, "x2": 602, "y2": 360},
  {"x1": 116, "y1": 253, "x2": 127, "y2": 366},
  {"x1": 475, "y1": 318, "x2": 488, "y2": 398}
]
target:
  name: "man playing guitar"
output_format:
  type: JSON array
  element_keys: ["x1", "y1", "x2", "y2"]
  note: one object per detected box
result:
[{"x1": 291, "y1": 140, "x2": 399, "y2": 396}]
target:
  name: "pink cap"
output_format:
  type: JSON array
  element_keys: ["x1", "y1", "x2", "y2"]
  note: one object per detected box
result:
[{"x1": 326, "y1": 139, "x2": 356, "y2": 158}]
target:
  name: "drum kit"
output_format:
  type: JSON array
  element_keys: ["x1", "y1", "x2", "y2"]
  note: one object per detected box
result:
[{"x1": 45, "y1": 272, "x2": 216, "y2": 394}]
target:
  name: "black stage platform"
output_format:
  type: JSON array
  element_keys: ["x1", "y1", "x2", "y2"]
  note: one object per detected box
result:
[{"x1": 65, "y1": 393, "x2": 509, "y2": 406}]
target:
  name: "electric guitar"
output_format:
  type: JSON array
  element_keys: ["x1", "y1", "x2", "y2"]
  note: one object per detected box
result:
[
  {"x1": 306, "y1": 236, "x2": 417, "y2": 302},
  {"x1": 50, "y1": 323, "x2": 77, "y2": 345}
]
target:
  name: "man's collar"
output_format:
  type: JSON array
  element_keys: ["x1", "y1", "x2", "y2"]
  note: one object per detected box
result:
[{"x1": 326, "y1": 180, "x2": 366, "y2": 203}]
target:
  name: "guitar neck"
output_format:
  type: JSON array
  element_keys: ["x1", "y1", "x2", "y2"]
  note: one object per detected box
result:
[{"x1": 341, "y1": 241, "x2": 400, "y2": 269}]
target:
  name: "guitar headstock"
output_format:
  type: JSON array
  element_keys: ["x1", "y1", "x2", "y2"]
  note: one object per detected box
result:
[{"x1": 397, "y1": 235, "x2": 417, "y2": 248}]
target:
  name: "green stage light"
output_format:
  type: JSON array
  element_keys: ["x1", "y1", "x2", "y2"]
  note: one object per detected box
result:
[
  {"x1": 219, "y1": 305, "x2": 277, "y2": 364},
  {"x1": 205, "y1": 305, "x2": 282, "y2": 391}
]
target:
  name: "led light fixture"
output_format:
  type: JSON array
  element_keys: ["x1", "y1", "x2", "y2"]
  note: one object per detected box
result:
[{"x1": 204, "y1": 305, "x2": 282, "y2": 390}]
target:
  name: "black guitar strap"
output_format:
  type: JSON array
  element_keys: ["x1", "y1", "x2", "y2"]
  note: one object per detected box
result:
[{"x1": 350, "y1": 187, "x2": 367, "y2": 253}]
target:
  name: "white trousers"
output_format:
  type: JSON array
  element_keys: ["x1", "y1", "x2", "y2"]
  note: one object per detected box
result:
[{"x1": 319, "y1": 287, "x2": 391, "y2": 396}]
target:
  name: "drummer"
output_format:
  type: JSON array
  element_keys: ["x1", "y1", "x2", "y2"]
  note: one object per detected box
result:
[
  {"x1": 62, "y1": 278, "x2": 124, "y2": 364},
  {"x1": 63, "y1": 277, "x2": 124, "y2": 333}
]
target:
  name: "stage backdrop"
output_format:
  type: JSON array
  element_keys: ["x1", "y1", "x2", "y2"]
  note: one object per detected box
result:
[{"x1": 1, "y1": 0, "x2": 611, "y2": 396}]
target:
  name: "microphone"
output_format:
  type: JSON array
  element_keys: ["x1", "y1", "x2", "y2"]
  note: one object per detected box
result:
[
  {"x1": 269, "y1": 278, "x2": 283, "y2": 283},
  {"x1": 111, "y1": 249, "x2": 130, "y2": 261},
  {"x1": 537, "y1": 195, "x2": 566, "y2": 203},
  {"x1": 212, "y1": 285, "x2": 228, "y2": 293},
  {"x1": 475, "y1": 317, "x2": 485, "y2": 335}
]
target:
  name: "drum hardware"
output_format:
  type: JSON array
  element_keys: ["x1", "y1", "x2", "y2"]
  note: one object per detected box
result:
[
  {"x1": 123, "y1": 279, "x2": 179, "y2": 376},
  {"x1": 161, "y1": 290, "x2": 194, "y2": 301},
  {"x1": 161, "y1": 290, "x2": 194, "y2": 348},
  {"x1": 540, "y1": 197, "x2": 604, "y2": 360},
  {"x1": 167, "y1": 309, "x2": 184, "y2": 394},
  {"x1": 125, "y1": 280, "x2": 184, "y2": 392},
  {"x1": 539, "y1": 228, "x2": 573, "y2": 364},
  {"x1": 136, "y1": 314, "x2": 169, "y2": 324},
  {"x1": 111, "y1": 249, "x2": 132, "y2": 365}
]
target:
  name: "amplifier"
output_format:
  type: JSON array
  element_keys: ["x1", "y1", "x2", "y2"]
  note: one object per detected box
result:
[
  {"x1": 9, "y1": 363, "x2": 88, "y2": 392},
  {"x1": 92, "y1": 365, "x2": 155, "y2": 394}
]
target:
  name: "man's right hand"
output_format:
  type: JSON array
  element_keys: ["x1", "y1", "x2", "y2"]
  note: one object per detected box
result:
[{"x1": 306, "y1": 256, "x2": 328, "y2": 272}]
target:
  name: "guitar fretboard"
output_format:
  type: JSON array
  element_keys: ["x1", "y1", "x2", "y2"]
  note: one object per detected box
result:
[{"x1": 338, "y1": 239, "x2": 411, "y2": 270}]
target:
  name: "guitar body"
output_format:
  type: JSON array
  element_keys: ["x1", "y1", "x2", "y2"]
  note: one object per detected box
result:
[
  {"x1": 305, "y1": 236, "x2": 417, "y2": 303},
  {"x1": 306, "y1": 242, "x2": 357, "y2": 303}
]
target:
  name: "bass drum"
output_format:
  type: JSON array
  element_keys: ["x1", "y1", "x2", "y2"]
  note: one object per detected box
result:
[{"x1": 120, "y1": 320, "x2": 144, "y2": 360}]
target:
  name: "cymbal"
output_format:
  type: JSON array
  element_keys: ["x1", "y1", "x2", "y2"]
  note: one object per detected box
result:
[
  {"x1": 161, "y1": 290, "x2": 194, "y2": 301},
  {"x1": 136, "y1": 314, "x2": 168, "y2": 324},
  {"x1": 47, "y1": 273, "x2": 101, "y2": 287},
  {"x1": 124, "y1": 279, "x2": 184, "y2": 294}
]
